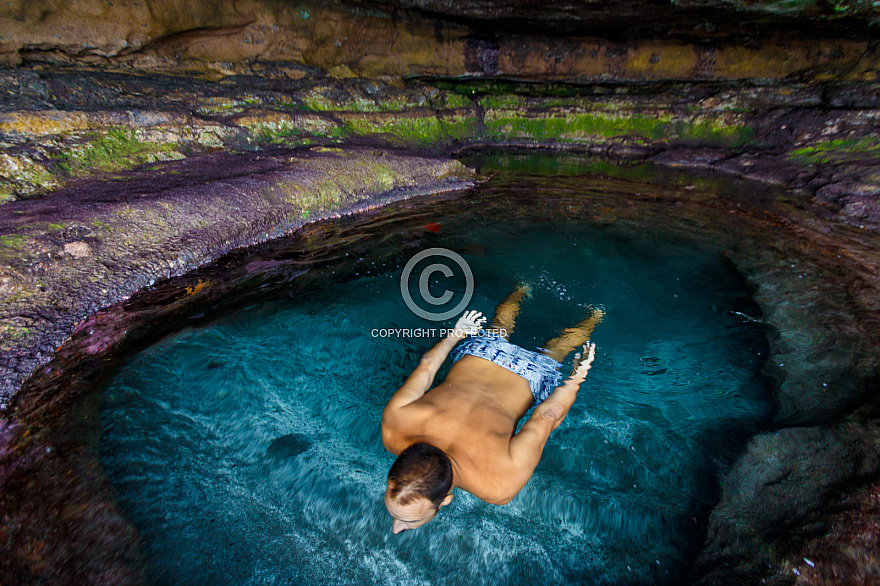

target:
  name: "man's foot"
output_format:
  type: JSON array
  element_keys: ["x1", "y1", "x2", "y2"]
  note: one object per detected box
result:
[
  {"x1": 490, "y1": 285, "x2": 531, "y2": 339},
  {"x1": 586, "y1": 306, "x2": 605, "y2": 322},
  {"x1": 540, "y1": 305, "x2": 604, "y2": 362}
]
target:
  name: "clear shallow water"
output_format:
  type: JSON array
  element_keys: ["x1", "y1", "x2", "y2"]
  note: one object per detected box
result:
[{"x1": 99, "y1": 183, "x2": 772, "y2": 585}]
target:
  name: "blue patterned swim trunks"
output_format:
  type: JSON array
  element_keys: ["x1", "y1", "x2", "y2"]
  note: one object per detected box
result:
[{"x1": 450, "y1": 332, "x2": 563, "y2": 406}]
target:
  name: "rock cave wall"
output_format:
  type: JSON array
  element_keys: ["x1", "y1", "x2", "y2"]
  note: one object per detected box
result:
[{"x1": 1, "y1": 1, "x2": 879, "y2": 585}]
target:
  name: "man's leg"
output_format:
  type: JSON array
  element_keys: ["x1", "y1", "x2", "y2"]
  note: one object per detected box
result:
[
  {"x1": 541, "y1": 308, "x2": 604, "y2": 362},
  {"x1": 490, "y1": 285, "x2": 531, "y2": 340}
]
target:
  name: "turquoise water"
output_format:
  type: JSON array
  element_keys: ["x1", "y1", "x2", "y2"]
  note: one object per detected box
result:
[{"x1": 99, "y1": 184, "x2": 772, "y2": 585}]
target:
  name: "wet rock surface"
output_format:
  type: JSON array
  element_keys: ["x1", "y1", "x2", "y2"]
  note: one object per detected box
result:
[
  {"x1": 0, "y1": 147, "x2": 473, "y2": 407},
  {"x1": 348, "y1": 0, "x2": 880, "y2": 35},
  {"x1": 0, "y1": 0, "x2": 879, "y2": 584},
  {"x1": 2, "y1": 68, "x2": 880, "y2": 235},
  {"x1": 692, "y1": 421, "x2": 880, "y2": 585}
]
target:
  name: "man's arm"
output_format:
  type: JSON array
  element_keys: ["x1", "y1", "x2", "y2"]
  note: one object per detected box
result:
[
  {"x1": 503, "y1": 343, "x2": 597, "y2": 502},
  {"x1": 382, "y1": 311, "x2": 487, "y2": 412}
]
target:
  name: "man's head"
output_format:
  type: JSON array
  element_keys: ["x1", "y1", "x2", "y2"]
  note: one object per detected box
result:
[{"x1": 384, "y1": 442, "x2": 454, "y2": 533}]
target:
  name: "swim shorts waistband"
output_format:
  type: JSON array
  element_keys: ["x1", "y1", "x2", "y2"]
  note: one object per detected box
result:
[{"x1": 449, "y1": 332, "x2": 562, "y2": 406}]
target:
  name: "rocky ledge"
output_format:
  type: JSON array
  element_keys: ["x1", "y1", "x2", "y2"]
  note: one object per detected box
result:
[
  {"x1": 1, "y1": 0, "x2": 880, "y2": 583},
  {"x1": 3, "y1": 69, "x2": 880, "y2": 234},
  {"x1": 0, "y1": 146, "x2": 473, "y2": 406}
]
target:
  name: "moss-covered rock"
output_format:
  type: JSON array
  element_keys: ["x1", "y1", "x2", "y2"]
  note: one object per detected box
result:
[
  {"x1": 0, "y1": 154, "x2": 60, "y2": 197},
  {"x1": 2, "y1": 70, "x2": 878, "y2": 210},
  {"x1": 58, "y1": 127, "x2": 184, "y2": 175},
  {"x1": 0, "y1": 147, "x2": 474, "y2": 405},
  {"x1": 483, "y1": 108, "x2": 754, "y2": 148},
  {"x1": 230, "y1": 110, "x2": 342, "y2": 144},
  {"x1": 338, "y1": 108, "x2": 477, "y2": 147},
  {"x1": 788, "y1": 137, "x2": 880, "y2": 165}
]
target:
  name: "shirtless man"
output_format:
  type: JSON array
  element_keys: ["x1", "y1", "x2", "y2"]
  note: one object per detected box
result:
[{"x1": 381, "y1": 286, "x2": 602, "y2": 533}]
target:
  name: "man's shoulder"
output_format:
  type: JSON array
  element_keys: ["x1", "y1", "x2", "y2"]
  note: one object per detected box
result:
[
  {"x1": 382, "y1": 396, "x2": 435, "y2": 422},
  {"x1": 458, "y1": 435, "x2": 545, "y2": 505},
  {"x1": 380, "y1": 402, "x2": 435, "y2": 453},
  {"x1": 457, "y1": 464, "x2": 522, "y2": 506}
]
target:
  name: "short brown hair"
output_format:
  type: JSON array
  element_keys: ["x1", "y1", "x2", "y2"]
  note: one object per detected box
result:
[{"x1": 387, "y1": 442, "x2": 453, "y2": 507}]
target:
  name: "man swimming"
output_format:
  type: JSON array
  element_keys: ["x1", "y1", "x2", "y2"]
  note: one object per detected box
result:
[{"x1": 381, "y1": 286, "x2": 602, "y2": 533}]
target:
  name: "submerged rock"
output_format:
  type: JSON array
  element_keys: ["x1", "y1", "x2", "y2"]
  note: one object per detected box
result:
[
  {"x1": 266, "y1": 433, "x2": 312, "y2": 460},
  {"x1": 692, "y1": 422, "x2": 880, "y2": 585}
]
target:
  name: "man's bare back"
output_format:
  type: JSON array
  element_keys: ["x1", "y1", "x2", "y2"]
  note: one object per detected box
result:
[
  {"x1": 381, "y1": 290, "x2": 602, "y2": 532},
  {"x1": 382, "y1": 352, "x2": 540, "y2": 504}
]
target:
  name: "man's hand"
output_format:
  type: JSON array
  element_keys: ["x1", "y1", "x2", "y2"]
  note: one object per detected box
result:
[
  {"x1": 567, "y1": 342, "x2": 596, "y2": 385},
  {"x1": 384, "y1": 311, "x2": 485, "y2": 414},
  {"x1": 451, "y1": 310, "x2": 487, "y2": 338}
]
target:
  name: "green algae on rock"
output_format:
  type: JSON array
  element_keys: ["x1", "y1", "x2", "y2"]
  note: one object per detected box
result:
[
  {"x1": 482, "y1": 109, "x2": 755, "y2": 148},
  {"x1": 0, "y1": 148, "x2": 475, "y2": 406},
  {"x1": 1, "y1": 70, "x2": 878, "y2": 213},
  {"x1": 58, "y1": 127, "x2": 183, "y2": 175},
  {"x1": 788, "y1": 137, "x2": 880, "y2": 165}
]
